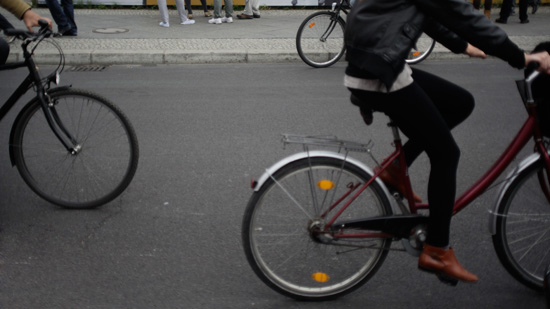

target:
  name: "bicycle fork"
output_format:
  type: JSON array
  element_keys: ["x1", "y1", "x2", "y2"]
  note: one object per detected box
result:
[{"x1": 38, "y1": 88, "x2": 81, "y2": 155}]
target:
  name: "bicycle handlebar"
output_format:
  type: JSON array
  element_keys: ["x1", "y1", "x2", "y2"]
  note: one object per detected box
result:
[{"x1": 4, "y1": 19, "x2": 52, "y2": 41}]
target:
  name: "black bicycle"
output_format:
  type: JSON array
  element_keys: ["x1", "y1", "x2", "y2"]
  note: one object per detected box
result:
[
  {"x1": 1, "y1": 21, "x2": 139, "y2": 209},
  {"x1": 296, "y1": 0, "x2": 435, "y2": 68}
]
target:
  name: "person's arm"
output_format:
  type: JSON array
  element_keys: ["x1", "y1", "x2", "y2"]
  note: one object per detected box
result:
[
  {"x1": 21, "y1": 8, "x2": 52, "y2": 32},
  {"x1": 0, "y1": 0, "x2": 52, "y2": 32}
]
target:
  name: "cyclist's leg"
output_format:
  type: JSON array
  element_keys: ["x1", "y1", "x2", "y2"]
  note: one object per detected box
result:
[
  {"x1": 351, "y1": 83, "x2": 459, "y2": 247},
  {"x1": 0, "y1": 38, "x2": 9, "y2": 65},
  {"x1": 349, "y1": 83, "x2": 478, "y2": 282},
  {"x1": 401, "y1": 68, "x2": 474, "y2": 167}
]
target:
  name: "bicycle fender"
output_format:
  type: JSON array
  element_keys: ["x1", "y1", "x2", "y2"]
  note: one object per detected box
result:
[
  {"x1": 251, "y1": 150, "x2": 396, "y2": 208},
  {"x1": 8, "y1": 86, "x2": 72, "y2": 166},
  {"x1": 488, "y1": 152, "x2": 541, "y2": 235}
]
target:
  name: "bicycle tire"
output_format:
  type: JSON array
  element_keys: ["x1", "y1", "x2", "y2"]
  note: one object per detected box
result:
[
  {"x1": 12, "y1": 88, "x2": 139, "y2": 209},
  {"x1": 405, "y1": 33, "x2": 435, "y2": 65},
  {"x1": 296, "y1": 11, "x2": 346, "y2": 68},
  {"x1": 242, "y1": 157, "x2": 392, "y2": 300},
  {"x1": 492, "y1": 158, "x2": 550, "y2": 291}
]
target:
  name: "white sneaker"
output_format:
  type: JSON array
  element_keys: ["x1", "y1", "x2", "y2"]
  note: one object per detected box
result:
[
  {"x1": 159, "y1": 22, "x2": 169, "y2": 28},
  {"x1": 181, "y1": 20, "x2": 195, "y2": 25},
  {"x1": 208, "y1": 18, "x2": 222, "y2": 24},
  {"x1": 221, "y1": 17, "x2": 233, "y2": 23}
]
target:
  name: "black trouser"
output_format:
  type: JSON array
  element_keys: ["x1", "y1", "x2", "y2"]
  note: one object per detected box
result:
[
  {"x1": 473, "y1": 0, "x2": 492, "y2": 10},
  {"x1": 0, "y1": 38, "x2": 9, "y2": 65},
  {"x1": 185, "y1": 0, "x2": 208, "y2": 14},
  {"x1": 500, "y1": 0, "x2": 529, "y2": 21},
  {"x1": 349, "y1": 69, "x2": 475, "y2": 247}
]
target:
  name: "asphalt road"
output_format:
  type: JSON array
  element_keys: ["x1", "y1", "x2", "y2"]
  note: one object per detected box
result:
[{"x1": 0, "y1": 60, "x2": 546, "y2": 308}]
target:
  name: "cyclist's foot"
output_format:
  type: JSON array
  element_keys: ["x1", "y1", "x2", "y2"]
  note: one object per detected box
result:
[
  {"x1": 374, "y1": 164, "x2": 422, "y2": 203},
  {"x1": 418, "y1": 244, "x2": 478, "y2": 284}
]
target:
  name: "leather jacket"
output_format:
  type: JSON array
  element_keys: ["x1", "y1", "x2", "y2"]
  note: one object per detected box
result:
[{"x1": 345, "y1": 0, "x2": 526, "y2": 89}]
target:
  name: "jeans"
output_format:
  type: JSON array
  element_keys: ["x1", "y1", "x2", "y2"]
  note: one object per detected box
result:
[
  {"x1": 0, "y1": 13, "x2": 14, "y2": 31},
  {"x1": 45, "y1": 0, "x2": 77, "y2": 34},
  {"x1": 213, "y1": 0, "x2": 233, "y2": 18}
]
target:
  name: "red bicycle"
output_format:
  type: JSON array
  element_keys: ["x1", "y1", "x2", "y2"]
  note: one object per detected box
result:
[{"x1": 242, "y1": 68, "x2": 549, "y2": 300}]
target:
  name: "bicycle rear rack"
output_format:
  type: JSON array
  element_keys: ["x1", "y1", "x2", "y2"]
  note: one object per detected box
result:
[{"x1": 282, "y1": 134, "x2": 373, "y2": 153}]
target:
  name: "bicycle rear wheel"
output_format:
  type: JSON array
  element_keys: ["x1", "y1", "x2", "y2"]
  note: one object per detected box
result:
[
  {"x1": 12, "y1": 89, "x2": 139, "y2": 209},
  {"x1": 242, "y1": 157, "x2": 392, "y2": 300},
  {"x1": 406, "y1": 33, "x2": 435, "y2": 65},
  {"x1": 296, "y1": 11, "x2": 346, "y2": 68},
  {"x1": 493, "y1": 159, "x2": 550, "y2": 291}
]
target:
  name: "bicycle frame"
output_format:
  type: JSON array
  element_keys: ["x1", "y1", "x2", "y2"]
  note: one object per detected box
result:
[
  {"x1": 0, "y1": 35, "x2": 79, "y2": 155},
  {"x1": 322, "y1": 71, "x2": 550, "y2": 239}
]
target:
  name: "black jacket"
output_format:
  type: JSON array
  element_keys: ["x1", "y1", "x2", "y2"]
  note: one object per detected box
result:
[{"x1": 345, "y1": 0, "x2": 526, "y2": 89}]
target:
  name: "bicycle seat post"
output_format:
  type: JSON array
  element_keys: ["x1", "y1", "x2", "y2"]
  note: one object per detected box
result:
[{"x1": 388, "y1": 121, "x2": 401, "y2": 143}]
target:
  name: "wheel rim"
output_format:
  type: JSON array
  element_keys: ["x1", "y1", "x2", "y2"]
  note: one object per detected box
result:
[{"x1": 247, "y1": 161, "x2": 390, "y2": 298}]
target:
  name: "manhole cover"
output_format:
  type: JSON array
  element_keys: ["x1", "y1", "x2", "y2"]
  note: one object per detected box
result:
[{"x1": 93, "y1": 28, "x2": 129, "y2": 34}]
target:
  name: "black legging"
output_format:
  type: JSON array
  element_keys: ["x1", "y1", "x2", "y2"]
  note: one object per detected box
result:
[{"x1": 349, "y1": 68, "x2": 475, "y2": 247}]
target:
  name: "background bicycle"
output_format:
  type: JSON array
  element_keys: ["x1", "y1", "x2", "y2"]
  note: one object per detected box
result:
[
  {"x1": 296, "y1": 0, "x2": 435, "y2": 68},
  {"x1": 1, "y1": 22, "x2": 139, "y2": 209}
]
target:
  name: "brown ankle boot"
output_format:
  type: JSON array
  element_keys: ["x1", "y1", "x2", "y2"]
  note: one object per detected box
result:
[
  {"x1": 418, "y1": 244, "x2": 478, "y2": 283},
  {"x1": 484, "y1": 9, "x2": 491, "y2": 19},
  {"x1": 375, "y1": 163, "x2": 422, "y2": 203}
]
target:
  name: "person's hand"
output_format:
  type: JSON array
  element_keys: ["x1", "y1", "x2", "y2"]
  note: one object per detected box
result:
[
  {"x1": 464, "y1": 43, "x2": 487, "y2": 59},
  {"x1": 526, "y1": 51, "x2": 550, "y2": 74},
  {"x1": 22, "y1": 9, "x2": 52, "y2": 33}
]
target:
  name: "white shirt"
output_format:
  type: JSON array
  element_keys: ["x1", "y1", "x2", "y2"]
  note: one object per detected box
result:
[{"x1": 344, "y1": 64, "x2": 413, "y2": 93}]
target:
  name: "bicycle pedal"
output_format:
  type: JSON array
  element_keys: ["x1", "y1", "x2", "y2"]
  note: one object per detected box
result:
[{"x1": 436, "y1": 273, "x2": 459, "y2": 286}]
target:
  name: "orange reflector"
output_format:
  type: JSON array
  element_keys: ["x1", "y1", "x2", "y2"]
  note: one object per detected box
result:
[
  {"x1": 312, "y1": 272, "x2": 330, "y2": 283},
  {"x1": 412, "y1": 52, "x2": 420, "y2": 56},
  {"x1": 317, "y1": 180, "x2": 334, "y2": 190},
  {"x1": 309, "y1": 22, "x2": 316, "y2": 28}
]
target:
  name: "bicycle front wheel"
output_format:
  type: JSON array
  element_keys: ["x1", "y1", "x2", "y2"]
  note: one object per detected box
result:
[
  {"x1": 12, "y1": 89, "x2": 139, "y2": 209},
  {"x1": 406, "y1": 33, "x2": 435, "y2": 65},
  {"x1": 242, "y1": 157, "x2": 392, "y2": 300},
  {"x1": 493, "y1": 159, "x2": 550, "y2": 291},
  {"x1": 296, "y1": 12, "x2": 346, "y2": 68}
]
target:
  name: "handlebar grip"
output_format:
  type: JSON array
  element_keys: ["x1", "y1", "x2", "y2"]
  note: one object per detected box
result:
[
  {"x1": 38, "y1": 19, "x2": 49, "y2": 28},
  {"x1": 527, "y1": 61, "x2": 540, "y2": 72}
]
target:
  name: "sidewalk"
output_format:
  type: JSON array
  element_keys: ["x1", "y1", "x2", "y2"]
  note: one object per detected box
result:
[{"x1": 2, "y1": 7, "x2": 550, "y2": 65}]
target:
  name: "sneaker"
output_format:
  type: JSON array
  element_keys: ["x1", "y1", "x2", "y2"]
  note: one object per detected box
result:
[
  {"x1": 181, "y1": 20, "x2": 195, "y2": 25},
  {"x1": 204, "y1": 11, "x2": 213, "y2": 17},
  {"x1": 159, "y1": 21, "x2": 170, "y2": 27},
  {"x1": 208, "y1": 18, "x2": 222, "y2": 24},
  {"x1": 221, "y1": 16, "x2": 233, "y2": 23}
]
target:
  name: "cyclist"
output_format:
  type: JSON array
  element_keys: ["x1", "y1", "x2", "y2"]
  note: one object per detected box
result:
[
  {"x1": 344, "y1": 0, "x2": 550, "y2": 284},
  {"x1": 0, "y1": 0, "x2": 52, "y2": 64}
]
